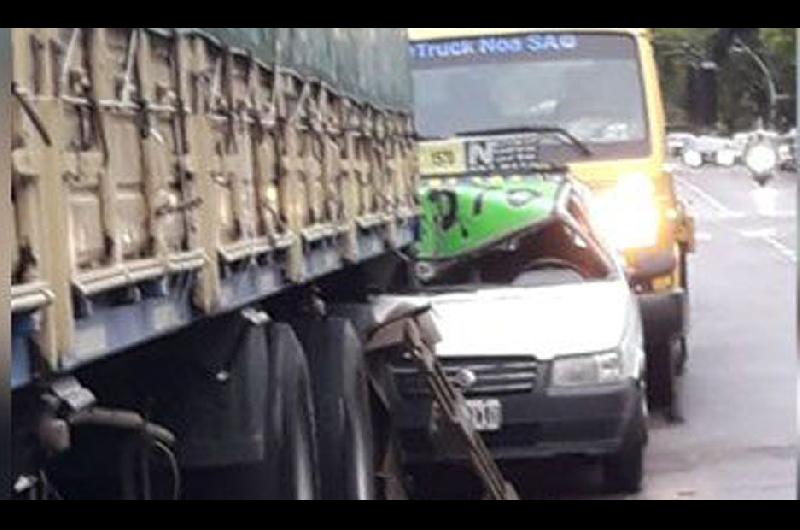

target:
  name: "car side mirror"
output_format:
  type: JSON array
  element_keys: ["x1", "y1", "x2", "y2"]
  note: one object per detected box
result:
[{"x1": 687, "y1": 62, "x2": 719, "y2": 130}]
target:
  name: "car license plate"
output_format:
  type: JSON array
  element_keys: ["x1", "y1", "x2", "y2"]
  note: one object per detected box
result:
[{"x1": 466, "y1": 399, "x2": 502, "y2": 432}]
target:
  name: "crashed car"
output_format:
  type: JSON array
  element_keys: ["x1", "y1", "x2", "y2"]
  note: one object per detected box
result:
[{"x1": 376, "y1": 174, "x2": 649, "y2": 493}]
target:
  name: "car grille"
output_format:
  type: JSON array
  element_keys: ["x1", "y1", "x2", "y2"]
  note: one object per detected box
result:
[{"x1": 391, "y1": 357, "x2": 540, "y2": 397}]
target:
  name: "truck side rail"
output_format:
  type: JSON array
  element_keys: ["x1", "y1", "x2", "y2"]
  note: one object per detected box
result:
[{"x1": 10, "y1": 28, "x2": 420, "y2": 384}]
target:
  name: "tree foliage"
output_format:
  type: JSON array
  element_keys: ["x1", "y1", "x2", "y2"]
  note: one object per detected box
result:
[{"x1": 654, "y1": 28, "x2": 796, "y2": 132}]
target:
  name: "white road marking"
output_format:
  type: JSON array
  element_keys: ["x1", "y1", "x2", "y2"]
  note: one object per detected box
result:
[
  {"x1": 739, "y1": 227, "x2": 797, "y2": 263},
  {"x1": 762, "y1": 235, "x2": 798, "y2": 263},
  {"x1": 757, "y1": 211, "x2": 797, "y2": 219},
  {"x1": 675, "y1": 176, "x2": 745, "y2": 219},
  {"x1": 740, "y1": 227, "x2": 777, "y2": 238}
]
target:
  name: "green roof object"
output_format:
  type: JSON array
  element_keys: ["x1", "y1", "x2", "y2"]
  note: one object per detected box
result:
[{"x1": 416, "y1": 175, "x2": 566, "y2": 262}]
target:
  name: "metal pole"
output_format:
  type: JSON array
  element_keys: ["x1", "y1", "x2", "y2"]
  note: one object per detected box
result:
[
  {"x1": 1, "y1": 26, "x2": 12, "y2": 502},
  {"x1": 749, "y1": 48, "x2": 778, "y2": 127},
  {"x1": 734, "y1": 38, "x2": 779, "y2": 128}
]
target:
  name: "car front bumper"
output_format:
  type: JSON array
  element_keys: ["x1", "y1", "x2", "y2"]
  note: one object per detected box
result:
[{"x1": 393, "y1": 377, "x2": 645, "y2": 464}]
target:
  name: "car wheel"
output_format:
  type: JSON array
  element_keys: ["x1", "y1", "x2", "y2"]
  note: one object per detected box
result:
[
  {"x1": 602, "y1": 401, "x2": 646, "y2": 494},
  {"x1": 603, "y1": 437, "x2": 644, "y2": 494}
]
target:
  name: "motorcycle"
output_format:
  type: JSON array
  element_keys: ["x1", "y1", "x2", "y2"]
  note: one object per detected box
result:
[{"x1": 743, "y1": 133, "x2": 780, "y2": 186}]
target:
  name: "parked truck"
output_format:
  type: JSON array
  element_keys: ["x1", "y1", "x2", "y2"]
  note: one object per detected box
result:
[{"x1": 9, "y1": 27, "x2": 430, "y2": 500}]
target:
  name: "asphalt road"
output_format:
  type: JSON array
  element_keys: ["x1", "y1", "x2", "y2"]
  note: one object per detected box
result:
[
  {"x1": 625, "y1": 164, "x2": 797, "y2": 500},
  {"x1": 433, "y1": 164, "x2": 798, "y2": 500}
]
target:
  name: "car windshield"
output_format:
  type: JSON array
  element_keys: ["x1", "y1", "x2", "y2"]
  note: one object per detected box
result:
[
  {"x1": 410, "y1": 32, "x2": 650, "y2": 160},
  {"x1": 419, "y1": 219, "x2": 613, "y2": 293}
]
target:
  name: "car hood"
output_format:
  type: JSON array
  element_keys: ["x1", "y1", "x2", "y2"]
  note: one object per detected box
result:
[{"x1": 374, "y1": 281, "x2": 635, "y2": 360}]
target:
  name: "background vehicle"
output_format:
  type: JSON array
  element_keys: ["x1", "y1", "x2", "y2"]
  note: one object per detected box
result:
[
  {"x1": 743, "y1": 131, "x2": 782, "y2": 185},
  {"x1": 667, "y1": 131, "x2": 695, "y2": 158},
  {"x1": 9, "y1": 27, "x2": 422, "y2": 500},
  {"x1": 680, "y1": 134, "x2": 739, "y2": 168},
  {"x1": 778, "y1": 128, "x2": 797, "y2": 171},
  {"x1": 407, "y1": 28, "x2": 694, "y2": 416},
  {"x1": 382, "y1": 174, "x2": 648, "y2": 494}
]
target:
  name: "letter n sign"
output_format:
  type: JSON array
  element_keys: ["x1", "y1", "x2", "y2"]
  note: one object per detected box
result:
[{"x1": 468, "y1": 141, "x2": 494, "y2": 169}]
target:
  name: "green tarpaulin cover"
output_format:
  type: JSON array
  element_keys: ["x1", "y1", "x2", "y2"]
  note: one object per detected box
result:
[{"x1": 182, "y1": 28, "x2": 412, "y2": 111}]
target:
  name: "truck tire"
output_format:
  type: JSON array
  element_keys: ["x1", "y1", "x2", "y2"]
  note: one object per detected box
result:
[
  {"x1": 646, "y1": 337, "x2": 682, "y2": 422},
  {"x1": 181, "y1": 323, "x2": 318, "y2": 500},
  {"x1": 602, "y1": 398, "x2": 646, "y2": 494},
  {"x1": 266, "y1": 324, "x2": 319, "y2": 500},
  {"x1": 293, "y1": 318, "x2": 376, "y2": 500},
  {"x1": 675, "y1": 335, "x2": 688, "y2": 376},
  {"x1": 677, "y1": 248, "x2": 690, "y2": 376}
]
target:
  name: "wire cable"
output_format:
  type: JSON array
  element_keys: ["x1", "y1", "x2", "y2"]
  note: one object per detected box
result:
[
  {"x1": 152, "y1": 439, "x2": 181, "y2": 500},
  {"x1": 39, "y1": 471, "x2": 64, "y2": 501}
]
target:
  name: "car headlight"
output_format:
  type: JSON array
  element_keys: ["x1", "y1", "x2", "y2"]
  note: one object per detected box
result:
[
  {"x1": 745, "y1": 143, "x2": 778, "y2": 175},
  {"x1": 550, "y1": 351, "x2": 623, "y2": 388},
  {"x1": 716, "y1": 149, "x2": 737, "y2": 167},
  {"x1": 682, "y1": 149, "x2": 703, "y2": 168},
  {"x1": 590, "y1": 173, "x2": 660, "y2": 250}
]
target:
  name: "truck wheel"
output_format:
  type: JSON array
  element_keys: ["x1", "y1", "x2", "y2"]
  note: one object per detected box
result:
[
  {"x1": 602, "y1": 398, "x2": 646, "y2": 494},
  {"x1": 267, "y1": 324, "x2": 319, "y2": 500},
  {"x1": 184, "y1": 324, "x2": 319, "y2": 500},
  {"x1": 294, "y1": 318, "x2": 376, "y2": 500},
  {"x1": 278, "y1": 363, "x2": 316, "y2": 499},
  {"x1": 675, "y1": 335, "x2": 688, "y2": 376},
  {"x1": 677, "y1": 248, "x2": 690, "y2": 376},
  {"x1": 646, "y1": 337, "x2": 682, "y2": 422}
]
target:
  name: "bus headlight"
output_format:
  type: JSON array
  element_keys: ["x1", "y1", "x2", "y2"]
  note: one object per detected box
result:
[
  {"x1": 551, "y1": 351, "x2": 623, "y2": 388},
  {"x1": 590, "y1": 173, "x2": 660, "y2": 250}
]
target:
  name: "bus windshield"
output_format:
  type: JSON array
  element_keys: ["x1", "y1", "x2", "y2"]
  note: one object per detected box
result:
[{"x1": 410, "y1": 32, "x2": 650, "y2": 160}]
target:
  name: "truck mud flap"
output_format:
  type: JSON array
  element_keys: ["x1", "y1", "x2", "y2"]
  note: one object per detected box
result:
[{"x1": 145, "y1": 310, "x2": 271, "y2": 469}]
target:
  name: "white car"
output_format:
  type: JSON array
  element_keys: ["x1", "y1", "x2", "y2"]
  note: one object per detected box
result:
[
  {"x1": 681, "y1": 134, "x2": 740, "y2": 168},
  {"x1": 378, "y1": 200, "x2": 648, "y2": 493},
  {"x1": 667, "y1": 132, "x2": 695, "y2": 158}
]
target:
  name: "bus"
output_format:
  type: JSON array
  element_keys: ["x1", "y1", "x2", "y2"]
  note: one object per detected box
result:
[{"x1": 408, "y1": 28, "x2": 695, "y2": 415}]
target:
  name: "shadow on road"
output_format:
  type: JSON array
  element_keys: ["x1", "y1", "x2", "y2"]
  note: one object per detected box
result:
[
  {"x1": 412, "y1": 413, "x2": 679, "y2": 500},
  {"x1": 410, "y1": 457, "x2": 613, "y2": 500}
]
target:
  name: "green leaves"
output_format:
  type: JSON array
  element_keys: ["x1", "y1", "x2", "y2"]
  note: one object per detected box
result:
[{"x1": 653, "y1": 28, "x2": 796, "y2": 131}]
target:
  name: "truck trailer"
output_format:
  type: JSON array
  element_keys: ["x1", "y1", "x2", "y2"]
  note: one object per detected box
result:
[{"x1": 8, "y1": 27, "x2": 435, "y2": 500}]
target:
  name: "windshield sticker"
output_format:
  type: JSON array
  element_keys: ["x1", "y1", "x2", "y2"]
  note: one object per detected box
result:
[
  {"x1": 467, "y1": 137, "x2": 541, "y2": 172},
  {"x1": 418, "y1": 135, "x2": 554, "y2": 176},
  {"x1": 410, "y1": 34, "x2": 578, "y2": 62}
]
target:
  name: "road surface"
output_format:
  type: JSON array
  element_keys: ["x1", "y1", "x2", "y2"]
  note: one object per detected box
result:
[
  {"x1": 433, "y1": 165, "x2": 798, "y2": 500},
  {"x1": 627, "y1": 165, "x2": 797, "y2": 500}
]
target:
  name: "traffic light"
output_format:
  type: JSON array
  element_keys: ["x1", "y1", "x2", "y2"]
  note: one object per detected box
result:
[{"x1": 687, "y1": 62, "x2": 718, "y2": 130}]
